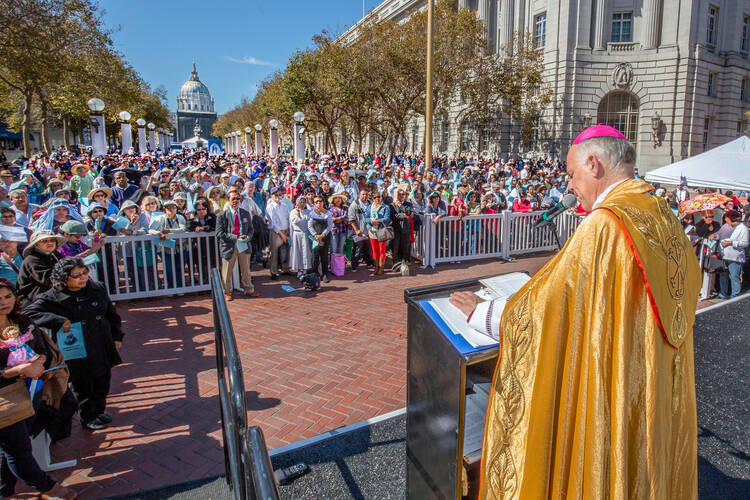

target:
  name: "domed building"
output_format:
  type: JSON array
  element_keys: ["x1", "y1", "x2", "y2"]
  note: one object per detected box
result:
[{"x1": 174, "y1": 62, "x2": 217, "y2": 142}]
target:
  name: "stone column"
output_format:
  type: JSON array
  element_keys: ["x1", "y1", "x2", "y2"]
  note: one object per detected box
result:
[
  {"x1": 255, "y1": 130, "x2": 263, "y2": 155},
  {"x1": 593, "y1": 0, "x2": 607, "y2": 50},
  {"x1": 458, "y1": 0, "x2": 469, "y2": 9},
  {"x1": 270, "y1": 128, "x2": 278, "y2": 156},
  {"x1": 576, "y1": 0, "x2": 593, "y2": 48},
  {"x1": 514, "y1": 0, "x2": 525, "y2": 36},
  {"x1": 502, "y1": 0, "x2": 514, "y2": 47},
  {"x1": 642, "y1": 0, "x2": 661, "y2": 49},
  {"x1": 478, "y1": 0, "x2": 490, "y2": 36}
]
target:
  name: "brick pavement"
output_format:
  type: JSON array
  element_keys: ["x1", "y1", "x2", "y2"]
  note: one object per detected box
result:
[{"x1": 4, "y1": 255, "x2": 549, "y2": 498}]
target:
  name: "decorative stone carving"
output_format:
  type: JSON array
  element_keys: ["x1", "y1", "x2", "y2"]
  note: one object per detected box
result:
[{"x1": 612, "y1": 63, "x2": 634, "y2": 89}]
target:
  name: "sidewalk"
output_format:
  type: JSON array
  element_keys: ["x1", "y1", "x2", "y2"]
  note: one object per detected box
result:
[{"x1": 22, "y1": 255, "x2": 552, "y2": 498}]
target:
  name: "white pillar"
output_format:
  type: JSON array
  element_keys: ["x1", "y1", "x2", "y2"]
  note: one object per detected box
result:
[
  {"x1": 148, "y1": 130, "x2": 156, "y2": 151},
  {"x1": 502, "y1": 0, "x2": 514, "y2": 48},
  {"x1": 294, "y1": 123, "x2": 305, "y2": 162},
  {"x1": 137, "y1": 126, "x2": 146, "y2": 153},
  {"x1": 514, "y1": 0, "x2": 526, "y2": 36},
  {"x1": 576, "y1": 0, "x2": 593, "y2": 48},
  {"x1": 235, "y1": 134, "x2": 241, "y2": 155},
  {"x1": 270, "y1": 128, "x2": 279, "y2": 156},
  {"x1": 458, "y1": 0, "x2": 469, "y2": 9},
  {"x1": 593, "y1": 0, "x2": 607, "y2": 50},
  {"x1": 255, "y1": 130, "x2": 263, "y2": 155},
  {"x1": 90, "y1": 114, "x2": 107, "y2": 157},
  {"x1": 478, "y1": 0, "x2": 490, "y2": 36},
  {"x1": 120, "y1": 122, "x2": 132, "y2": 153},
  {"x1": 642, "y1": 0, "x2": 661, "y2": 49}
]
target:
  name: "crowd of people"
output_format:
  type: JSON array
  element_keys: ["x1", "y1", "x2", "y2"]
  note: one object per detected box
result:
[{"x1": 0, "y1": 142, "x2": 746, "y2": 498}]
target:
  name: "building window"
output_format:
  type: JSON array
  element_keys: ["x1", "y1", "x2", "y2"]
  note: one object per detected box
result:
[
  {"x1": 441, "y1": 119, "x2": 450, "y2": 151},
  {"x1": 703, "y1": 117, "x2": 711, "y2": 150},
  {"x1": 743, "y1": 16, "x2": 750, "y2": 52},
  {"x1": 611, "y1": 12, "x2": 633, "y2": 43},
  {"x1": 707, "y1": 5, "x2": 718, "y2": 46},
  {"x1": 460, "y1": 120, "x2": 472, "y2": 152},
  {"x1": 707, "y1": 72, "x2": 717, "y2": 97},
  {"x1": 597, "y1": 91, "x2": 639, "y2": 144},
  {"x1": 534, "y1": 13, "x2": 546, "y2": 47},
  {"x1": 742, "y1": 78, "x2": 750, "y2": 102},
  {"x1": 531, "y1": 117, "x2": 541, "y2": 149}
]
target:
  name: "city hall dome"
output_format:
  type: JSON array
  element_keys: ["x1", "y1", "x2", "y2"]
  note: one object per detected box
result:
[{"x1": 177, "y1": 62, "x2": 215, "y2": 113}]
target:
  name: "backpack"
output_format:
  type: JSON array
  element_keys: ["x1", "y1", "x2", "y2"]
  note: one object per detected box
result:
[{"x1": 301, "y1": 272, "x2": 321, "y2": 291}]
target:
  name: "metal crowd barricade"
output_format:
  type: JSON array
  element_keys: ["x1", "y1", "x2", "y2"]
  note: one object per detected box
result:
[
  {"x1": 211, "y1": 270, "x2": 280, "y2": 500},
  {"x1": 420, "y1": 211, "x2": 580, "y2": 268},
  {"x1": 98, "y1": 231, "x2": 221, "y2": 300}
]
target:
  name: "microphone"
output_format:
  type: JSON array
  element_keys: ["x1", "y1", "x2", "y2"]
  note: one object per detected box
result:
[{"x1": 533, "y1": 193, "x2": 578, "y2": 229}]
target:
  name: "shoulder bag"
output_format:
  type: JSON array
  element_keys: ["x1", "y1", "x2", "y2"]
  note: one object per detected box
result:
[
  {"x1": 0, "y1": 378, "x2": 34, "y2": 428},
  {"x1": 376, "y1": 225, "x2": 394, "y2": 242}
]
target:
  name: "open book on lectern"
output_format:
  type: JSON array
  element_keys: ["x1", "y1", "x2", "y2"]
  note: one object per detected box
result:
[{"x1": 427, "y1": 272, "x2": 531, "y2": 348}]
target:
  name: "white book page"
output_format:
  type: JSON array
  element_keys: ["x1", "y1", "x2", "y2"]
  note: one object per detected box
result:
[
  {"x1": 479, "y1": 272, "x2": 530, "y2": 299},
  {"x1": 429, "y1": 297, "x2": 499, "y2": 348}
]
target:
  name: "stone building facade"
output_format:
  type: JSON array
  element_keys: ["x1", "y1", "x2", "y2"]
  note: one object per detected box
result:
[
  {"x1": 174, "y1": 63, "x2": 217, "y2": 142},
  {"x1": 319, "y1": 0, "x2": 750, "y2": 173}
]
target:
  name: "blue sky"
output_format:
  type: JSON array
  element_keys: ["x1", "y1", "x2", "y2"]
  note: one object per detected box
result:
[{"x1": 101, "y1": 1, "x2": 377, "y2": 114}]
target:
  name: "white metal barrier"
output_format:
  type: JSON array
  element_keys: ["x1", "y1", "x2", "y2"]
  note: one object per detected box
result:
[
  {"x1": 418, "y1": 211, "x2": 580, "y2": 268},
  {"x1": 99, "y1": 232, "x2": 220, "y2": 300}
]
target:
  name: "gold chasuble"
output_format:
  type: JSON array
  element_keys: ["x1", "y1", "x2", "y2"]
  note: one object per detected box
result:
[{"x1": 478, "y1": 178, "x2": 700, "y2": 499}]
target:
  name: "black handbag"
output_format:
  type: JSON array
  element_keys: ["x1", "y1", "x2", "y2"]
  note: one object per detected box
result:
[{"x1": 702, "y1": 247, "x2": 726, "y2": 273}]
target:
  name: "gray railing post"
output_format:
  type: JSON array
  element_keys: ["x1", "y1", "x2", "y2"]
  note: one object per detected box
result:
[{"x1": 501, "y1": 210, "x2": 511, "y2": 259}]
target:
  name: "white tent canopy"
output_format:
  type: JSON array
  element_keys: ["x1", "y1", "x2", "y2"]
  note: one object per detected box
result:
[
  {"x1": 645, "y1": 136, "x2": 750, "y2": 191},
  {"x1": 180, "y1": 136, "x2": 206, "y2": 149}
]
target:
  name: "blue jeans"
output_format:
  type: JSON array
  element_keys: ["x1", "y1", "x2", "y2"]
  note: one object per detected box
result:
[
  {"x1": 330, "y1": 232, "x2": 347, "y2": 254},
  {"x1": 720, "y1": 261, "x2": 743, "y2": 297}
]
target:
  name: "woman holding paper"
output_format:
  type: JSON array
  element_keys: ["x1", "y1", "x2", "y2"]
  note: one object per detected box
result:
[{"x1": 26, "y1": 257, "x2": 123, "y2": 431}]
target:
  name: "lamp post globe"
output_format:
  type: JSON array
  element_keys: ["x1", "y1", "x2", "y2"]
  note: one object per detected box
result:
[
  {"x1": 269, "y1": 119, "x2": 278, "y2": 129},
  {"x1": 118, "y1": 111, "x2": 131, "y2": 122},
  {"x1": 87, "y1": 98, "x2": 105, "y2": 112},
  {"x1": 136, "y1": 118, "x2": 146, "y2": 127},
  {"x1": 147, "y1": 122, "x2": 155, "y2": 130},
  {"x1": 254, "y1": 123, "x2": 262, "y2": 131},
  {"x1": 244, "y1": 126, "x2": 252, "y2": 134},
  {"x1": 293, "y1": 111, "x2": 305, "y2": 123}
]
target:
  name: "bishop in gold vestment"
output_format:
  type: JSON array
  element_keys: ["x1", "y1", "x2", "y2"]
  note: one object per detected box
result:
[{"x1": 452, "y1": 127, "x2": 701, "y2": 499}]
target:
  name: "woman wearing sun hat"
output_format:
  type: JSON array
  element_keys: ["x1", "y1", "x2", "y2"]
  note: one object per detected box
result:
[
  {"x1": 87, "y1": 186, "x2": 118, "y2": 218},
  {"x1": 16, "y1": 230, "x2": 65, "y2": 307}
]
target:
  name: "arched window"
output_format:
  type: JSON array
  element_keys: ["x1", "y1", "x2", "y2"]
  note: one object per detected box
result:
[{"x1": 597, "y1": 91, "x2": 639, "y2": 143}]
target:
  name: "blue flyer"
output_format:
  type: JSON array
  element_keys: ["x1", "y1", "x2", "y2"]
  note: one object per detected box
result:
[{"x1": 57, "y1": 322, "x2": 87, "y2": 361}]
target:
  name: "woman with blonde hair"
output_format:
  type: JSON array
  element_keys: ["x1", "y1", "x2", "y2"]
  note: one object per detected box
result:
[{"x1": 139, "y1": 195, "x2": 161, "y2": 225}]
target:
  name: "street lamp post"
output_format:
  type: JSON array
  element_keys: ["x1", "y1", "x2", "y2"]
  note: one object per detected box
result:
[
  {"x1": 293, "y1": 111, "x2": 305, "y2": 162},
  {"x1": 244, "y1": 127, "x2": 253, "y2": 158},
  {"x1": 119, "y1": 111, "x2": 132, "y2": 153},
  {"x1": 254, "y1": 124, "x2": 263, "y2": 155},
  {"x1": 136, "y1": 118, "x2": 147, "y2": 153},
  {"x1": 269, "y1": 119, "x2": 279, "y2": 156},
  {"x1": 424, "y1": 0, "x2": 434, "y2": 171},
  {"x1": 233, "y1": 130, "x2": 240, "y2": 156},
  {"x1": 147, "y1": 122, "x2": 156, "y2": 151},
  {"x1": 87, "y1": 98, "x2": 107, "y2": 157}
]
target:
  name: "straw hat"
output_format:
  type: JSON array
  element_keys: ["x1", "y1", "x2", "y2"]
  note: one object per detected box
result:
[
  {"x1": 71, "y1": 164, "x2": 90, "y2": 174},
  {"x1": 87, "y1": 187, "x2": 112, "y2": 201},
  {"x1": 23, "y1": 230, "x2": 66, "y2": 257},
  {"x1": 328, "y1": 192, "x2": 349, "y2": 204}
]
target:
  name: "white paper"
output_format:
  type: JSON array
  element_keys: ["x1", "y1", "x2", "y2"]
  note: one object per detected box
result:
[
  {"x1": 429, "y1": 297, "x2": 498, "y2": 348},
  {"x1": 479, "y1": 272, "x2": 530, "y2": 299}
]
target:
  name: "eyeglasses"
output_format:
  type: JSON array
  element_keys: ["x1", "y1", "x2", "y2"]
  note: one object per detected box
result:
[
  {"x1": 146, "y1": 202, "x2": 157, "y2": 206},
  {"x1": 69, "y1": 269, "x2": 89, "y2": 279},
  {"x1": 0, "y1": 214, "x2": 14, "y2": 219},
  {"x1": 314, "y1": 200, "x2": 324, "y2": 204}
]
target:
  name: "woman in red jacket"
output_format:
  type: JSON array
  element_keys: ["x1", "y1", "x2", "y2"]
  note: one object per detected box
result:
[{"x1": 512, "y1": 191, "x2": 533, "y2": 212}]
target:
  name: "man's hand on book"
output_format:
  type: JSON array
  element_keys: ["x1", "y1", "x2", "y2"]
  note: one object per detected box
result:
[{"x1": 449, "y1": 291, "x2": 484, "y2": 317}]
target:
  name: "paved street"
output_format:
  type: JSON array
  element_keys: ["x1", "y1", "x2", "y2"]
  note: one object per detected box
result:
[{"x1": 21, "y1": 255, "x2": 553, "y2": 498}]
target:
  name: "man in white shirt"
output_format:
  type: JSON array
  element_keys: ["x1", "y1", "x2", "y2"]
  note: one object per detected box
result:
[{"x1": 265, "y1": 186, "x2": 291, "y2": 279}]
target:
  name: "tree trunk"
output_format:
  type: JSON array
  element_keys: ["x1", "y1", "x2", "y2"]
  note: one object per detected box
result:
[
  {"x1": 62, "y1": 117, "x2": 70, "y2": 148},
  {"x1": 21, "y1": 90, "x2": 33, "y2": 157},
  {"x1": 39, "y1": 98, "x2": 51, "y2": 153}
]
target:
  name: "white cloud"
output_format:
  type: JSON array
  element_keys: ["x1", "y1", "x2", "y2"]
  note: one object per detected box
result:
[{"x1": 223, "y1": 55, "x2": 275, "y2": 67}]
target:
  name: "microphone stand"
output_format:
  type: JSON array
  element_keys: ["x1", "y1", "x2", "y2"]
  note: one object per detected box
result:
[{"x1": 535, "y1": 217, "x2": 563, "y2": 251}]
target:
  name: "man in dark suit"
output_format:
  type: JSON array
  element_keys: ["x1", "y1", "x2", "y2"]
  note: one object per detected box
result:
[{"x1": 216, "y1": 191, "x2": 259, "y2": 300}]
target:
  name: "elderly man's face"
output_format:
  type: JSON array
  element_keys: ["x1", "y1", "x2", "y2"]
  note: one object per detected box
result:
[
  {"x1": 566, "y1": 145, "x2": 602, "y2": 212},
  {"x1": 10, "y1": 192, "x2": 26, "y2": 207}
]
